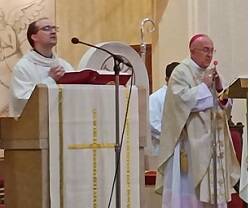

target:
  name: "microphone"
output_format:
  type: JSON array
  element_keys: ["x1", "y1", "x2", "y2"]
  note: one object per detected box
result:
[{"x1": 71, "y1": 37, "x2": 132, "y2": 68}]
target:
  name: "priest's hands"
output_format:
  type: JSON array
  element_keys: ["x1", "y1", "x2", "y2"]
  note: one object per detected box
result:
[{"x1": 49, "y1": 66, "x2": 65, "y2": 81}]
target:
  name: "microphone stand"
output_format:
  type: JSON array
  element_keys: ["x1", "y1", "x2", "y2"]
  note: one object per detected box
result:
[
  {"x1": 71, "y1": 38, "x2": 126, "y2": 208},
  {"x1": 114, "y1": 59, "x2": 121, "y2": 208}
]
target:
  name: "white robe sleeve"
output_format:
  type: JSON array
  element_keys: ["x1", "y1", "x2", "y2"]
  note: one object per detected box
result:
[
  {"x1": 40, "y1": 76, "x2": 56, "y2": 85},
  {"x1": 192, "y1": 83, "x2": 213, "y2": 112},
  {"x1": 149, "y1": 96, "x2": 162, "y2": 139},
  {"x1": 149, "y1": 87, "x2": 166, "y2": 139}
]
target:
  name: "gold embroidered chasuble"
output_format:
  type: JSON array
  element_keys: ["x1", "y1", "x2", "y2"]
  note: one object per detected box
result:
[{"x1": 155, "y1": 58, "x2": 240, "y2": 204}]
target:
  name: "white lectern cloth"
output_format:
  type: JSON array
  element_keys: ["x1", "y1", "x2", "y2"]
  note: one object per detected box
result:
[{"x1": 48, "y1": 84, "x2": 140, "y2": 208}]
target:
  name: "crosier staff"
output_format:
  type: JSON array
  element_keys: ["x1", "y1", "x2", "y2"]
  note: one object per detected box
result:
[
  {"x1": 140, "y1": 18, "x2": 155, "y2": 63},
  {"x1": 211, "y1": 60, "x2": 219, "y2": 208}
]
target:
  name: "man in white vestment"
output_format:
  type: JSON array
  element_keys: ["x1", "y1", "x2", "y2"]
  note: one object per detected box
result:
[
  {"x1": 149, "y1": 62, "x2": 179, "y2": 155},
  {"x1": 9, "y1": 17, "x2": 73, "y2": 117},
  {"x1": 155, "y1": 34, "x2": 240, "y2": 208}
]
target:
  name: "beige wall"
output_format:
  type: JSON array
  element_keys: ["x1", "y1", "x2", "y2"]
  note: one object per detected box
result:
[
  {"x1": 56, "y1": 0, "x2": 154, "y2": 68},
  {"x1": 152, "y1": 0, "x2": 188, "y2": 90}
]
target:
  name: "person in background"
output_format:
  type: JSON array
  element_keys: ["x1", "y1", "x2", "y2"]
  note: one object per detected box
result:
[
  {"x1": 155, "y1": 34, "x2": 240, "y2": 208},
  {"x1": 9, "y1": 17, "x2": 73, "y2": 116},
  {"x1": 149, "y1": 62, "x2": 179, "y2": 156}
]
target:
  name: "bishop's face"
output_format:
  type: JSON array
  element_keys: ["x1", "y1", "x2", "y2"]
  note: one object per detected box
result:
[
  {"x1": 32, "y1": 18, "x2": 58, "y2": 49},
  {"x1": 190, "y1": 37, "x2": 214, "y2": 69}
]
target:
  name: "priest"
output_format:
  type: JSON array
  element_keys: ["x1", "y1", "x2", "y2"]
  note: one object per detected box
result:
[{"x1": 9, "y1": 17, "x2": 73, "y2": 117}]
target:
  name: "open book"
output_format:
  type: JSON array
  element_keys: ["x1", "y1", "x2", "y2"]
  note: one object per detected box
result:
[{"x1": 57, "y1": 69, "x2": 132, "y2": 85}]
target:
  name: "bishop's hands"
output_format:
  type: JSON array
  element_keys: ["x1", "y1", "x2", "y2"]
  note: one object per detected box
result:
[
  {"x1": 49, "y1": 65, "x2": 65, "y2": 81},
  {"x1": 202, "y1": 67, "x2": 229, "y2": 108},
  {"x1": 202, "y1": 71, "x2": 214, "y2": 88},
  {"x1": 202, "y1": 67, "x2": 223, "y2": 92}
]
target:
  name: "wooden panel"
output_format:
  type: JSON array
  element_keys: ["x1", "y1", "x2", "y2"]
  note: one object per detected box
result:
[
  {"x1": 228, "y1": 78, "x2": 248, "y2": 99},
  {"x1": 0, "y1": 84, "x2": 49, "y2": 149},
  {"x1": 0, "y1": 85, "x2": 50, "y2": 208},
  {"x1": 4, "y1": 150, "x2": 49, "y2": 208}
]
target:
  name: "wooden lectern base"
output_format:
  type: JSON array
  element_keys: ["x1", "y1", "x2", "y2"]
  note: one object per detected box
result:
[{"x1": 4, "y1": 149, "x2": 49, "y2": 208}]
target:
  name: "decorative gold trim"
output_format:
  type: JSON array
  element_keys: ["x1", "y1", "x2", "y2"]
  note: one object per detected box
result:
[
  {"x1": 58, "y1": 85, "x2": 64, "y2": 208},
  {"x1": 125, "y1": 89, "x2": 132, "y2": 207},
  {"x1": 68, "y1": 143, "x2": 115, "y2": 149}
]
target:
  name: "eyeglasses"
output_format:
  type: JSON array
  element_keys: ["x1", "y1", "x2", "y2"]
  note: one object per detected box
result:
[
  {"x1": 196, "y1": 47, "x2": 216, "y2": 54},
  {"x1": 37, "y1": 25, "x2": 59, "y2": 32}
]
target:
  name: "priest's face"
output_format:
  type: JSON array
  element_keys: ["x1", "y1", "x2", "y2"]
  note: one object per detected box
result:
[
  {"x1": 190, "y1": 36, "x2": 214, "y2": 69},
  {"x1": 32, "y1": 18, "x2": 58, "y2": 48}
]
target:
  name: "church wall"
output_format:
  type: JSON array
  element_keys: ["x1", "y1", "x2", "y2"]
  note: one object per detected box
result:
[
  {"x1": 55, "y1": 0, "x2": 153, "y2": 68},
  {"x1": 152, "y1": 0, "x2": 189, "y2": 90}
]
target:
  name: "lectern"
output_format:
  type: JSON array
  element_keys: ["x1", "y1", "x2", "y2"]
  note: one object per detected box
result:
[
  {"x1": 0, "y1": 84, "x2": 148, "y2": 208},
  {"x1": 222, "y1": 77, "x2": 248, "y2": 99}
]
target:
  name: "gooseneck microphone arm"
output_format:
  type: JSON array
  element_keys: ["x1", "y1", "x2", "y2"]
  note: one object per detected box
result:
[{"x1": 71, "y1": 37, "x2": 132, "y2": 69}]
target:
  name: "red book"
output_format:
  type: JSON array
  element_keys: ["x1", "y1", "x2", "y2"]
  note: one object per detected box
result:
[{"x1": 57, "y1": 69, "x2": 132, "y2": 85}]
